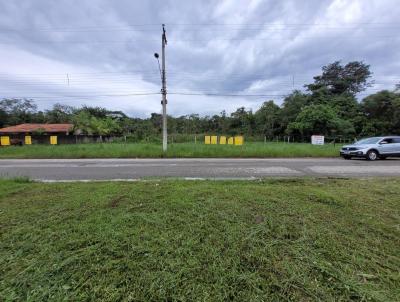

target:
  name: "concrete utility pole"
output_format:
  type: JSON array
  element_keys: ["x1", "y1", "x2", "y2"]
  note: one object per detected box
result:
[
  {"x1": 161, "y1": 24, "x2": 168, "y2": 152},
  {"x1": 154, "y1": 25, "x2": 168, "y2": 152}
]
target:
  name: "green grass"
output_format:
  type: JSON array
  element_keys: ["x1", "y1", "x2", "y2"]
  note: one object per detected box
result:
[
  {"x1": 0, "y1": 142, "x2": 341, "y2": 159},
  {"x1": 1, "y1": 178, "x2": 399, "y2": 301}
]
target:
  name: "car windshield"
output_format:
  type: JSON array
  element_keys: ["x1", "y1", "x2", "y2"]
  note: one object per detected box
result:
[{"x1": 354, "y1": 137, "x2": 382, "y2": 145}]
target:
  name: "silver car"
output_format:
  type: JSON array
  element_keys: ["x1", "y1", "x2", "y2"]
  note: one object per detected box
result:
[{"x1": 340, "y1": 136, "x2": 400, "y2": 160}]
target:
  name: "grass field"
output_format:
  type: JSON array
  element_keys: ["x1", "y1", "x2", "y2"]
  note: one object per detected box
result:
[
  {"x1": 0, "y1": 142, "x2": 341, "y2": 159},
  {"x1": 1, "y1": 178, "x2": 399, "y2": 301}
]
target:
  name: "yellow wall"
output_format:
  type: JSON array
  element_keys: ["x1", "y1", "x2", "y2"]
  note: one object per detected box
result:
[
  {"x1": 234, "y1": 136, "x2": 244, "y2": 145},
  {"x1": 204, "y1": 135, "x2": 243, "y2": 145},
  {"x1": 25, "y1": 136, "x2": 32, "y2": 145},
  {"x1": 50, "y1": 136, "x2": 58, "y2": 145},
  {"x1": 0, "y1": 136, "x2": 10, "y2": 146}
]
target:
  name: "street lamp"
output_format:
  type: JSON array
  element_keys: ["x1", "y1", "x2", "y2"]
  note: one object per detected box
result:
[{"x1": 154, "y1": 53, "x2": 162, "y2": 81}]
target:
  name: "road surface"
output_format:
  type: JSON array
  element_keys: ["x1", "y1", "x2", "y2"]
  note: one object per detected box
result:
[{"x1": 1, "y1": 158, "x2": 400, "y2": 181}]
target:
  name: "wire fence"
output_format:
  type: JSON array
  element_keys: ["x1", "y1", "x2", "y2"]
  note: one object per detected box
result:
[{"x1": 1, "y1": 133, "x2": 357, "y2": 146}]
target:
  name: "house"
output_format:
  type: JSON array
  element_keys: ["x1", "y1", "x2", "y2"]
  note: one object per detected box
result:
[{"x1": 0, "y1": 123, "x2": 73, "y2": 145}]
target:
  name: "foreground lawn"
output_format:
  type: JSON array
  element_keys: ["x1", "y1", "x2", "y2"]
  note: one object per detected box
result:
[
  {"x1": 1, "y1": 178, "x2": 399, "y2": 301},
  {"x1": 0, "y1": 142, "x2": 341, "y2": 159}
]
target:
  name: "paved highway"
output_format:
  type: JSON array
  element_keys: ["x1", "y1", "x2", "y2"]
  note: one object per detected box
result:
[{"x1": 1, "y1": 158, "x2": 400, "y2": 181}]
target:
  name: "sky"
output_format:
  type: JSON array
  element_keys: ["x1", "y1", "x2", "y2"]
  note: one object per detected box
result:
[{"x1": 0, "y1": 0, "x2": 399, "y2": 118}]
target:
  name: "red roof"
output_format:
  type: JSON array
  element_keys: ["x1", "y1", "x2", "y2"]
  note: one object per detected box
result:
[{"x1": 0, "y1": 123, "x2": 73, "y2": 133}]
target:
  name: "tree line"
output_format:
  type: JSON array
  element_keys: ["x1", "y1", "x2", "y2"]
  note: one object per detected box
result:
[{"x1": 1, "y1": 61, "x2": 399, "y2": 142}]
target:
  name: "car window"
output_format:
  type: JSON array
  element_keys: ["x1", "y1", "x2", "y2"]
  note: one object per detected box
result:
[
  {"x1": 393, "y1": 138, "x2": 400, "y2": 143},
  {"x1": 355, "y1": 137, "x2": 381, "y2": 145},
  {"x1": 381, "y1": 138, "x2": 394, "y2": 144}
]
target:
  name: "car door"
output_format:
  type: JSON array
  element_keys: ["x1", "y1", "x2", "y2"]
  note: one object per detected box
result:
[
  {"x1": 377, "y1": 138, "x2": 395, "y2": 154},
  {"x1": 392, "y1": 138, "x2": 400, "y2": 156}
]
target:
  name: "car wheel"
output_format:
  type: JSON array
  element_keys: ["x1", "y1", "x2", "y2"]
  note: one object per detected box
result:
[
  {"x1": 343, "y1": 155, "x2": 351, "y2": 160},
  {"x1": 367, "y1": 150, "x2": 378, "y2": 161}
]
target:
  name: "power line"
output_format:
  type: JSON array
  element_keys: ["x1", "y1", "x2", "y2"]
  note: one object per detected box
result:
[
  {"x1": 168, "y1": 92, "x2": 289, "y2": 97},
  {"x1": 2, "y1": 87, "x2": 396, "y2": 101},
  {"x1": 3, "y1": 26, "x2": 400, "y2": 34},
  {"x1": 2, "y1": 21, "x2": 400, "y2": 31},
  {"x1": 1, "y1": 70, "x2": 399, "y2": 79},
  {"x1": 1, "y1": 92, "x2": 160, "y2": 99},
  {"x1": 1, "y1": 35, "x2": 399, "y2": 44}
]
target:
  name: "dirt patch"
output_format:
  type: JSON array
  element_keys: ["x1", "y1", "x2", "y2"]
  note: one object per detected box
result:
[{"x1": 254, "y1": 215, "x2": 265, "y2": 224}]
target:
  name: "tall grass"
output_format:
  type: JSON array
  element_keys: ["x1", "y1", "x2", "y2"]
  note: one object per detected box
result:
[
  {"x1": 1, "y1": 178, "x2": 399, "y2": 300},
  {"x1": 0, "y1": 142, "x2": 341, "y2": 159}
]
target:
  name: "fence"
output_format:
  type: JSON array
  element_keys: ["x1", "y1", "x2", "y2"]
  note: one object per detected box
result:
[
  {"x1": 0, "y1": 133, "x2": 357, "y2": 146},
  {"x1": 165, "y1": 134, "x2": 355, "y2": 145}
]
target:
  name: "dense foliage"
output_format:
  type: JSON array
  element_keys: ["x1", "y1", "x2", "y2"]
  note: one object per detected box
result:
[{"x1": 1, "y1": 61, "x2": 399, "y2": 141}]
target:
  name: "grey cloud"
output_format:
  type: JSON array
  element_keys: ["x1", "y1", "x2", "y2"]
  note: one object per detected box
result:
[{"x1": 0, "y1": 0, "x2": 399, "y2": 117}]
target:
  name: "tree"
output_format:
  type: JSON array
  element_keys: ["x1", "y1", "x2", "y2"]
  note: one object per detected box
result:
[
  {"x1": 45, "y1": 103, "x2": 75, "y2": 123},
  {"x1": 0, "y1": 108, "x2": 7, "y2": 127},
  {"x1": 360, "y1": 90, "x2": 400, "y2": 135},
  {"x1": 188, "y1": 114, "x2": 201, "y2": 134},
  {"x1": 330, "y1": 94, "x2": 360, "y2": 120},
  {"x1": 150, "y1": 113, "x2": 162, "y2": 133},
  {"x1": 230, "y1": 107, "x2": 254, "y2": 135},
  {"x1": 219, "y1": 110, "x2": 230, "y2": 134},
  {"x1": 306, "y1": 87, "x2": 360, "y2": 120},
  {"x1": 77, "y1": 106, "x2": 108, "y2": 119},
  {"x1": 0, "y1": 98, "x2": 38, "y2": 125},
  {"x1": 280, "y1": 91, "x2": 310, "y2": 132},
  {"x1": 91, "y1": 117, "x2": 122, "y2": 137},
  {"x1": 288, "y1": 104, "x2": 354, "y2": 137},
  {"x1": 306, "y1": 61, "x2": 372, "y2": 95},
  {"x1": 72, "y1": 111, "x2": 93, "y2": 134},
  {"x1": 254, "y1": 100, "x2": 281, "y2": 138}
]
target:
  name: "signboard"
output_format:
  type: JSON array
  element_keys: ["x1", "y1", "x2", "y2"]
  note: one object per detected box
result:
[{"x1": 311, "y1": 135, "x2": 324, "y2": 145}]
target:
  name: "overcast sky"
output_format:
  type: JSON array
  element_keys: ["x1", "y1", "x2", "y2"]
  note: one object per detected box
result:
[{"x1": 1, "y1": 0, "x2": 399, "y2": 117}]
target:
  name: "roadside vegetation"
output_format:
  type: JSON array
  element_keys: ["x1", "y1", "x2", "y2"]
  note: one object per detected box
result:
[
  {"x1": 0, "y1": 142, "x2": 341, "y2": 159},
  {"x1": 1, "y1": 61, "x2": 400, "y2": 143},
  {"x1": 1, "y1": 178, "x2": 399, "y2": 301}
]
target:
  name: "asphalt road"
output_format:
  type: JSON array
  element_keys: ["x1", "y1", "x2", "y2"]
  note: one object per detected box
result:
[{"x1": 1, "y1": 158, "x2": 400, "y2": 181}]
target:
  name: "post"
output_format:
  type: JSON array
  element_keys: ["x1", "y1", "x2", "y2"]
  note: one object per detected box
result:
[{"x1": 161, "y1": 24, "x2": 168, "y2": 152}]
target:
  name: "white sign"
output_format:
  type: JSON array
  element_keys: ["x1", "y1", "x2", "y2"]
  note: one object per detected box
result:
[{"x1": 311, "y1": 135, "x2": 325, "y2": 145}]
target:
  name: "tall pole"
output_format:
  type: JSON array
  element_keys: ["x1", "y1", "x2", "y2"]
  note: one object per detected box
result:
[{"x1": 161, "y1": 24, "x2": 168, "y2": 152}]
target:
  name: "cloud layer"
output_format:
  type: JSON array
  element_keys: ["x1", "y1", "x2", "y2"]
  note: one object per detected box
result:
[{"x1": 1, "y1": 0, "x2": 399, "y2": 117}]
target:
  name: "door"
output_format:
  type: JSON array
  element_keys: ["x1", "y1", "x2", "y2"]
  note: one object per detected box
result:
[
  {"x1": 378, "y1": 138, "x2": 396, "y2": 154},
  {"x1": 392, "y1": 138, "x2": 400, "y2": 155}
]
